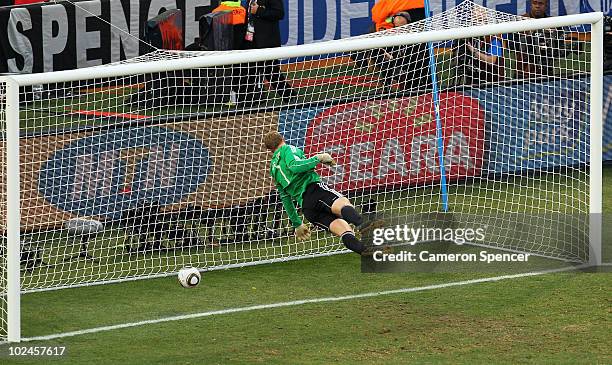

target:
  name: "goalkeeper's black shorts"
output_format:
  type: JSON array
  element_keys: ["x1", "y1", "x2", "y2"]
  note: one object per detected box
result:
[{"x1": 301, "y1": 182, "x2": 343, "y2": 230}]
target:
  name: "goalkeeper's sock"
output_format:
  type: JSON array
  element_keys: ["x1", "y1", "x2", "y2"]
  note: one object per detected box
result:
[
  {"x1": 341, "y1": 206, "x2": 363, "y2": 226},
  {"x1": 341, "y1": 232, "x2": 365, "y2": 254}
]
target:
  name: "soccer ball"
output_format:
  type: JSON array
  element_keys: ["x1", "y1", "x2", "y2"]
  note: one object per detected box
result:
[{"x1": 177, "y1": 267, "x2": 201, "y2": 288}]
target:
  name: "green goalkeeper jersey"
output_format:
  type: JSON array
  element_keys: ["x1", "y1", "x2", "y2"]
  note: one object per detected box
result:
[{"x1": 270, "y1": 144, "x2": 321, "y2": 228}]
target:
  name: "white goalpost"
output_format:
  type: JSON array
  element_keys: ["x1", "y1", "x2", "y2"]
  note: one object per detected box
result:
[{"x1": 0, "y1": 1, "x2": 604, "y2": 342}]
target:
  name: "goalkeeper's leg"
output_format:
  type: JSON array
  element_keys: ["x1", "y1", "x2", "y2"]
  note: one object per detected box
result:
[
  {"x1": 331, "y1": 198, "x2": 363, "y2": 226},
  {"x1": 328, "y1": 188, "x2": 384, "y2": 234},
  {"x1": 330, "y1": 219, "x2": 366, "y2": 254},
  {"x1": 306, "y1": 182, "x2": 363, "y2": 225},
  {"x1": 305, "y1": 182, "x2": 383, "y2": 232},
  {"x1": 302, "y1": 182, "x2": 387, "y2": 254},
  {"x1": 303, "y1": 211, "x2": 365, "y2": 254}
]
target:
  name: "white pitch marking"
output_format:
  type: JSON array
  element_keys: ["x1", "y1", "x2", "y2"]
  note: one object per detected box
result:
[{"x1": 22, "y1": 264, "x2": 588, "y2": 342}]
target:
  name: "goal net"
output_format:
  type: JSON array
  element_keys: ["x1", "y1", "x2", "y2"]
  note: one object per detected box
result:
[{"x1": 0, "y1": 0, "x2": 602, "y2": 342}]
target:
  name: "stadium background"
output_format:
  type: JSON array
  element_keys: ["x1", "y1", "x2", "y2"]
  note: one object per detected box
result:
[{"x1": 0, "y1": 0, "x2": 611, "y2": 73}]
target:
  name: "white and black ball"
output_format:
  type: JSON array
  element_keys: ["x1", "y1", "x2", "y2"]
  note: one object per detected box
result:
[{"x1": 177, "y1": 267, "x2": 201, "y2": 288}]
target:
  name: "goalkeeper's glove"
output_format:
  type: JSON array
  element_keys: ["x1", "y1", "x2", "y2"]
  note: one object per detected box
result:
[
  {"x1": 295, "y1": 224, "x2": 311, "y2": 241},
  {"x1": 315, "y1": 153, "x2": 336, "y2": 166}
]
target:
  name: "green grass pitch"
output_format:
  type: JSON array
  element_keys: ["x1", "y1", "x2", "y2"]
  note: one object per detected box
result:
[{"x1": 0, "y1": 167, "x2": 609, "y2": 364}]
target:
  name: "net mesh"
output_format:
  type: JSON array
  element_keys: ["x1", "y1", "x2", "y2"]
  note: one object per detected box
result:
[{"x1": 0, "y1": 1, "x2": 594, "y2": 297}]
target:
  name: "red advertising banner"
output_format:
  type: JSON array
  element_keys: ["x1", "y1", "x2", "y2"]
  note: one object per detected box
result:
[{"x1": 304, "y1": 92, "x2": 486, "y2": 192}]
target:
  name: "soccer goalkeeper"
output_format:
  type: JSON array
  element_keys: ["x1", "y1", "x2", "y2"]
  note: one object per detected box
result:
[{"x1": 263, "y1": 131, "x2": 369, "y2": 254}]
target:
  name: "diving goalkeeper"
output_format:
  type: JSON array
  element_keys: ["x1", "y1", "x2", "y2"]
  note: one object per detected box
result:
[{"x1": 263, "y1": 131, "x2": 368, "y2": 254}]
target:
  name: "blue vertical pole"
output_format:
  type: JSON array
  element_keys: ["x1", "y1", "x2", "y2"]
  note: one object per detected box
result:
[{"x1": 423, "y1": 0, "x2": 449, "y2": 212}]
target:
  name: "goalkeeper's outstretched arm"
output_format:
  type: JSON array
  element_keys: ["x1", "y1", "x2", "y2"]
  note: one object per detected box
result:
[
  {"x1": 283, "y1": 146, "x2": 335, "y2": 173},
  {"x1": 277, "y1": 185, "x2": 312, "y2": 240},
  {"x1": 284, "y1": 152, "x2": 319, "y2": 173},
  {"x1": 277, "y1": 184, "x2": 303, "y2": 229}
]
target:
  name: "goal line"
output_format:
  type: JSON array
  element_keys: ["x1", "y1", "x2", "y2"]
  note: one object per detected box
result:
[{"x1": 20, "y1": 264, "x2": 588, "y2": 343}]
